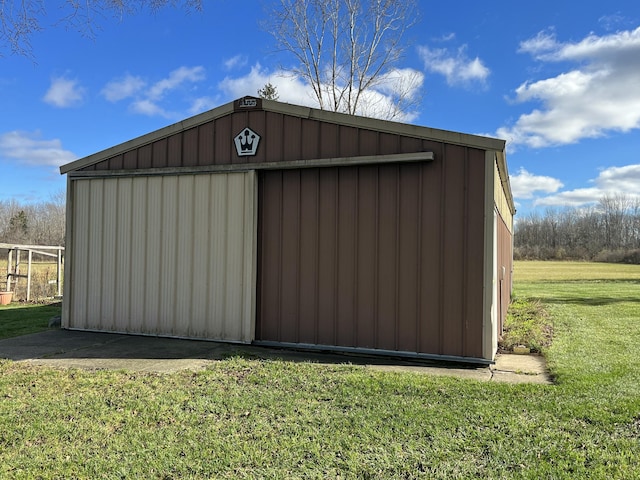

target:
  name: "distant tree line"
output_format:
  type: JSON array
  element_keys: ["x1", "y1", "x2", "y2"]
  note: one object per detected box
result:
[
  {"x1": 0, "y1": 193, "x2": 66, "y2": 247},
  {"x1": 515, "y1": 194, "x2": 640, "y2": 263}
]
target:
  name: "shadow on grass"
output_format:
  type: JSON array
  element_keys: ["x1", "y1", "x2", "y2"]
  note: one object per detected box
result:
[
  {"x1": 527, "y1": 279, "x2": 640, "y2": 285},
  {"x1": 529, "y1": 295, "x2": 640, "y2": 306}
]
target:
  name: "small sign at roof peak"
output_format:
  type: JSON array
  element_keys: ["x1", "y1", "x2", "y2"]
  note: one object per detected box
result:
[{"x1": 235, "y1": 96, "x2": 262, "y2": 110}]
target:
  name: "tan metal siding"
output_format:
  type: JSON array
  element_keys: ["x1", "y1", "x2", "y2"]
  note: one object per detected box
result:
[
  {"x1": 65, "y1": 172, "x2": 256, "y2": 342},
  {"x1": 497, "y1": 212, "x2": 513, "y2": 332},
  {"x1": 257, "y1": 156, "x2": 487, "y2": 358}
]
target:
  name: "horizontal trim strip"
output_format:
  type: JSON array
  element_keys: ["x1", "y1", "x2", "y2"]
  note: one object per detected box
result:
[{"x1": 66, "y1": 152, "x2": 434, "y2": 179}]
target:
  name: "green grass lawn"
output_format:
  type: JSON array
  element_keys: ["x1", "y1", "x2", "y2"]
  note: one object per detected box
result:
[
  {"x1": 0, "y1": 261, "x2": 639, "y2": 478},
  {"x1": 0, "y1": 302, "x2": 61, "y2": 339}
]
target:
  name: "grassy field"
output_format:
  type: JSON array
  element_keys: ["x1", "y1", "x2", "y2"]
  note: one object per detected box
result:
[{"x1": 0, "y1": 261, "x2": 639, "y2": 478}]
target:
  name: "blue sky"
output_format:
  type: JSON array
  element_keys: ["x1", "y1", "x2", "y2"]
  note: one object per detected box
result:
[{"x1": 1, "y1": 0, "x2": 639, "y2": 218}]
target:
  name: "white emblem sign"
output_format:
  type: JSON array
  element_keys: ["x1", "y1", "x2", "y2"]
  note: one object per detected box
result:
[{"x1": 234, "y1": 127, "x2": 260, "y2": 156}]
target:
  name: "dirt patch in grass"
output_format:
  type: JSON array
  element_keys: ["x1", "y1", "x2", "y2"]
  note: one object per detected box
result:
[{"x1": 499, "y1": 297, "x2": 553, "y2": 354}]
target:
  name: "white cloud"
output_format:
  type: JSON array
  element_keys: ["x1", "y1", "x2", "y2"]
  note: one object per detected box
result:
[
  {"x1": 130, "y1": 99, "x2": 172, "y2": 118},
  {"x1": 499, "y1": 26, "x2": 640, "y2": 149},
  {"x1": 101, "y1": 74, "x2": 146, "y2": 102},
  {"x1": 517, "y1": 29, "x2": 558, "y2": 56},
  {"x1": 510, "y1": 168, "x2": 563, "y2": 200},
  {"x1": 147, "y1": 66, "x2": 206, "y2": 100},
  {"x1": 188, "y1": 97, "x2": 219, "y2": 115},
  {"x1": 0, "y1": 131, "x2": 77, "y2": 167},
  {"x1": 102, "y1": 66, "x2": 207, "y2": 119},
  {"x1": 218, "y1": 63, "x2": 424, "y2": 122},
  {"x1": 533, "y1": 163, "x2": 640, "y2": 208},
  {"x1": 43, "y1": 76, "x2": 85, "y2": 107},
  {"x1": 417, "y1": 45, "x2": 490, "y2": 86},
  {"x1": 224, "y1": 55, "x2": 249, "y2": 70},
  {"x1": 219, "y1": 64, "x2": 313, "y2": 105}
]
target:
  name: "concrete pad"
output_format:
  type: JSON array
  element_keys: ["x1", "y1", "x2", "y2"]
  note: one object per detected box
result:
[
  {"x1": 0, "y1": 329, "x2": 552, "y2": 383},
  {"x1": 491, "y1": 353, "x2": 552, "y2": 385}
]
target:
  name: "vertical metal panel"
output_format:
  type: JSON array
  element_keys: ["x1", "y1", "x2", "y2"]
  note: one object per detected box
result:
[
  {"x1": 336, "y1": 167, "x2": 357, "y2": 346},
  {"x1": 298, "y1": 169, "x2": 319, "y2": 344},
  {"x1": 101, "y1": 179, "x2": 118, "y2": 331},
  {"x1": 65, "y1": 180, "x2": 90, "y2": 327},
  {"x1": 214, "y1": 116, "x2": 232, "y2": 164},
  {"x1": 138, "y1": 144, "x2": 152, "y2": 169},
  {"x1": 440, "y1": 144, "x2": 466, "y2": 355},
  {"x1": 198, "y1": 122, "x2": 214, "y2": 166},
  {"x1": 264, "y1": 112, "x2": 284, "y2": 161},
  {"x1": 209, "y1": 174, "x2": 229, "y2": 338},
  {"x1": 159, "y1": 175, "x2": 178, "y2": 335},
  {"x1": 167, "y1": 136, "x2": 182, "y2": 167},
  {"x1": 130, "y1": 177, "x2": 148, "y2": 332},
  {"x1": 175, "y1": 175, "x2": 195, "y2": 336},
  {"x1": 109, "y1": 155, "x2": 123, "y2": 170},
  {"x1": 497, "y1": 213, "x2": 513, "y2": 332},
  {"x1": 143, "y1": 176, "x2": 163, "y2": 333},
  {"x1": 183, "y1": 127, "x2": 199, "y2": 167},
  {"x1": 280, "y1": 170, "x2": 301, "y2": 343},
  {"x1": 283, "y1": 116, "x2": 302, "y2": 161},
  {"x1": 86, "y1": 180, "x2": 104, "y2": 330},
  {"x1": 66, "y1": 172, "x2": 256, "y2": 342},
  {"x1": 190, "y1": 174, "x2": 212, "y2": 336},
  {"x1": 376, "y1": 166, "x2": 398, "y2": 351},
  {"x1": 258, "y1": 158, "x2": 488, "y2": 359},
  {"x1": 339, "y1": 126, "x2": 358, "y2": 157},
  {"x1": 397, "y1": 164, "x2": 420, "y2": 352},
  {"x1": 463, "y1": 149, "x2": 488, "y2": 358},
  {"x1": 355, "y1": 166, "x2": 376, "y2": 348},
  {"x1": 418, "y1": 152, "x2": 443, "y2": 354},
  {"x1": 123, "y1": 151, "x2": 137, "y2": 169},
  {"x1": 257, "y1": 171, "x2": 283, "y2": 340},
  {"x1": 152, "y1": 139, "x2": 167, "y2": 168},
  {"x1": 320, "y1": 122, "x2": 338, "y2": 158},
  {"x1": 115, "y1": 178, "x2": 133, "y2": 332},
  {"x1": 316, "y1": 168, "x2": 338, "y2": 345}
]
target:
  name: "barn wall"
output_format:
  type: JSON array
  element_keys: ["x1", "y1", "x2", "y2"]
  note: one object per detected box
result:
[
  {"x1": 257, "y1": 148, "x2": 487, "y2": 359},
  {"x1": 63, "y1": 172, "x2": 257, "y2": 342}
]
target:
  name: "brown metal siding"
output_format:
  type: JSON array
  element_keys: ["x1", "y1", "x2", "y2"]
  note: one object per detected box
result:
[
  {"x1": 80, "y1": 111, "x2": 440, "y2": 171},
  {"x1": 257, "y1": 153, "x2": 487, "y2": 358}
]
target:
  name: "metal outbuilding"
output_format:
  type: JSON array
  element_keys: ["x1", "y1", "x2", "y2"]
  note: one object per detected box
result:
[{"x1": 60, "y1": 97, "x2": 515, "y2": 363}]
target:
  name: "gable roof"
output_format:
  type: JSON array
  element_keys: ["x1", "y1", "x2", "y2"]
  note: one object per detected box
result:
[{"x1": 59, "y1": 97, "x2": 506, "y2": 175}]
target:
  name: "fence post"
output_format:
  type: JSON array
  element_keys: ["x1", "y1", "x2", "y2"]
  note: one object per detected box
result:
[
  {"x1": 27, "y1": 249, "x2": 33, "y2": 302},
  {"x1": 57, "y1": 248, "x2": 63, "y2": 297},
  {"x1": 5, "y1": 249, "x2": 11, "y2": 291}
]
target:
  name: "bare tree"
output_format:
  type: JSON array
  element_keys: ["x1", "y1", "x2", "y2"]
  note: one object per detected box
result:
[
  {"x1": 267, "y1": 0, "x2": 420, "y2": 120},
  {"x1": 1, "y1": 0, "x2": 202, "y2": 57},
  {"x1": 0, "y1": 192, "x2": 66, "y2": 245},
  {"x1": 514, "y1": 193, "x2": 640, "y2": 263}
]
